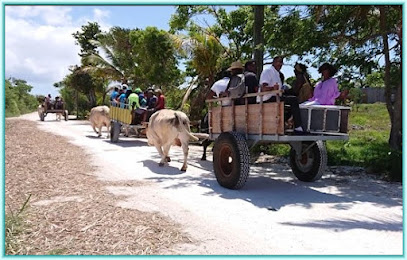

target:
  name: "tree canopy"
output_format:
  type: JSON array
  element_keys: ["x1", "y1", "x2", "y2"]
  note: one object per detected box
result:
[{"x1": 51, "y1": 5, "x2": 401, "y2": 149}]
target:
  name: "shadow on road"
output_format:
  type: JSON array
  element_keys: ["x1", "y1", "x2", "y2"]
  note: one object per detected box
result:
[
  {"x1": 85, "y1": 135, "x2": 102, "y2": 139},
  {"x1": 280, "y1": 218, "x2": 403, "y2": 232},
  {"x1": 101, "y1": 138, "x2": 147, "y2": 148},
  {"x1": 145, "y1": 157, "x2": 402, "y2": 226},
  {"x1": 143, "y1": 159, "x2": 185, "y2": 175}
]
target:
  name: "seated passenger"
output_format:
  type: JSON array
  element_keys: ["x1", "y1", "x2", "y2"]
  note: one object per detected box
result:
[
  {"x1": 206, "y1": 70, "x2": 231, "y2": 107},
  {"x1": 257, "y1": 56, "x2": 306, "y2": 134},
  {"x1": 302, "y1": 63, "x2": 340, "y2": 106},
  {"x1": 117, "y1": 89, "x2": 127, "y2": 108},
  {"x1": 285, "y1": 63, "x2": 314, "y2": 103},
  {"x1": 243, "y1": 60, "x2": 259, "y2": 105},
  {"x1": 226, "y1": 61, "x2": 246, "y2": 106},
  {"x1": 54, "y1": 96, "x2": 64, "y2": 110},
  {"x1": 110, "y1": 87, "x2": 120, "y2": 106},
  {"x1": 44, "y1": 94, "x2": 53, "y2": 110},
  {"x1": 154, "y1": 89, "x2": 165, "y2": 111},
  {"x1": 143, "y1": 90, "x2": 157, "y2": 122}
]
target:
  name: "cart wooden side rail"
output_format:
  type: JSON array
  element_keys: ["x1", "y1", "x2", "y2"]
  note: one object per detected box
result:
[{"x1": 204, "y1": 91, "x2": 351, "y2": 189}]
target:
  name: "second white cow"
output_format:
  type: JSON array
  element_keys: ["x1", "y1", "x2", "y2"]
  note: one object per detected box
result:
[
  {"x1": 147, "y1": 109, "x2": 199, "y2": 171},
  {"x1": 89, "y1": 105, "x2": 111, "y2": 138}
]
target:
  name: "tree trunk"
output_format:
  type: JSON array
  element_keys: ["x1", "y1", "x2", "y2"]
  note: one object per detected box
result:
[
  {"x1": 253, "y1": 5, "x2": 264, "y2": 77},
  {"x1": 87, "y1": 88, "x2": 97, "y2": 108},
  {"x1": 380, "y1": 6, "x2": 402, "y2": 151},
  {"x1": 76, "y1": 88, "x2": 79, "y2": 119}
]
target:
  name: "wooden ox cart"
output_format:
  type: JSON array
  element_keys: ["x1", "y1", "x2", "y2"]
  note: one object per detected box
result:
[{"x1": 205, "y1": 90, "x2": 350, "y2": 189}]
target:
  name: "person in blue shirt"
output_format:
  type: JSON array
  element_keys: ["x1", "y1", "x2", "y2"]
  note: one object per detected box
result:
[
  {"x1": 110, "y1": 87, "x2": 120, "y2": 106},
  {"x1": 134, "y1": 88, "x2": 147, "y2": 107},
  {"x1": 117, "y1": 89, "x2": 127, "y2": 108}
]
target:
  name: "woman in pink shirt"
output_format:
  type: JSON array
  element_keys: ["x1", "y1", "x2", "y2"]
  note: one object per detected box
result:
[{"x1": 303, "y1": 63, "x2": 340, "y2": 106}]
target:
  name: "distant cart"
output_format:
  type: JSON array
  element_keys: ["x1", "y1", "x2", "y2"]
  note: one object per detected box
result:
[
  {"x1": 205, "y1": 91, "x2": 351, "y2": 189},
  {"x1": 109, "y1": 102, "x2": 147, "y2": 143},
  {"x1": 38, "y1": 102, "x2": 68, "y2": 121}
]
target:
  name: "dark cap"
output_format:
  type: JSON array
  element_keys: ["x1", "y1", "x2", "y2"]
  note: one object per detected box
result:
[{"x1": 244, "y1": 60, "x2": 255, "y2": 70}]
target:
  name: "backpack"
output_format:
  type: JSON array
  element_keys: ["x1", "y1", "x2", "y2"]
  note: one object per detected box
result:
[{"x1": 227, "y1": 74, "x2": 246, "y2": 99}]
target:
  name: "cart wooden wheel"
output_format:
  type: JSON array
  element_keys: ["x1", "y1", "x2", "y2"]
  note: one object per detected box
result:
[
  {"x1": 213, "y1": 132, "x2": 250, "y2": 189},
  {"x1": 110, "y1": 121, "x2": 121, "y2": 143},
  {"x1": 289, "y1": 141, "x2": 327, "y2": 182}
]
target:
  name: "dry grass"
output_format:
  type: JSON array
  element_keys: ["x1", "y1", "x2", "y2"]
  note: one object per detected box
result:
[{"x1": 5, "y1": 119, "x2": 192, "y2": 255}]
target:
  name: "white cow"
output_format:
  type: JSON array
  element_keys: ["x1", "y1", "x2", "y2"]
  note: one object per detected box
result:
[
  {"x1": 89, "y1": 105, "x2": 111, "y2": 138},
  {"x1": 147, "y1": 109, "x2": 199, "y2": 171},
  {"x1": 37, "y1": 105, "x2": 44, "y2": 118}
]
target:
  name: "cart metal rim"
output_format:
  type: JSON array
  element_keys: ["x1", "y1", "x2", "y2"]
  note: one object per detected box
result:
[
  {"x1": 295, "y1": 148, "x2": 314, "y2": 172},
  {"x1": 219, "y1": 144, "x2": 234, "y2": 176}
]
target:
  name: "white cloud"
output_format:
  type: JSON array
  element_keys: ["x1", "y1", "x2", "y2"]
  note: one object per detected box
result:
[
  {"x1": 94, "y1": 8, "x2": 109, "y2": 21},
  {"x1": 4, "y1": 6, "x2": 111, "y2": 96}
]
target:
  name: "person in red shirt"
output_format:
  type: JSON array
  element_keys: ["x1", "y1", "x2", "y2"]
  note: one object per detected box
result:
[{"x1": 154, "y1": 89, "x2": 165, "y2": 111}]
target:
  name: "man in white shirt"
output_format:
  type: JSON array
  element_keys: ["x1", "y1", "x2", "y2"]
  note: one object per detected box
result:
[
  {"x1": 206, "y1": 71, "x2": 231, "y2": 106},
  {"x1": 256, "y1": 56, "x2": 283, "y2": 103},
  {"x1": 257, "y1": 56, "x2": 306, "y2": 134}
]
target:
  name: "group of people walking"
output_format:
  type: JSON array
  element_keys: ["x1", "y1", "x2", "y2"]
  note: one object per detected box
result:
[{"x1": 207, "y1": 57, "x2": 340, "y2": 134}]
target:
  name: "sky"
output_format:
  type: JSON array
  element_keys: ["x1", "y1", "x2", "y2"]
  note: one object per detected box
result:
[
  {"x1": 4, "y1": 5, "x2": 178, "y2": 97},
  {"x1": 4, "y1": 4, "x2": 322, "y2": 97}
]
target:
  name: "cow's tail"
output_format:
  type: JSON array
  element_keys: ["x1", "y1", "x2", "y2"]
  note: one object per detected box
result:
[{"x1": 172, "y1": 112, "x2": 199, "y2": 141}]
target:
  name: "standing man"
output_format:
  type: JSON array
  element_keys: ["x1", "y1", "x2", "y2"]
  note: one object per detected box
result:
[{"x1": 257, "y1": 56, "x2": 306, "y2": 134}]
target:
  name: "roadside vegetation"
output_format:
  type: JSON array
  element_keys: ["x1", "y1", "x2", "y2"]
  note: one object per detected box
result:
[
  {"x1": 5, "y1": 78, "x2": 39, "y2": 117},
  {"x1": 5, "y1": 195, "x2": 31, "y2": 255}
]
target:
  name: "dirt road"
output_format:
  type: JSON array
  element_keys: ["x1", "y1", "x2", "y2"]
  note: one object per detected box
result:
[{"x1": 17, "y1": 112, "x2": 403, "y2": 255}]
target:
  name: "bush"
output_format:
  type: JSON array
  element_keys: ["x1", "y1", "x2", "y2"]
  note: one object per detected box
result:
[{"x1": 5, "y1": 78, "x2": 39, "y2": 117}]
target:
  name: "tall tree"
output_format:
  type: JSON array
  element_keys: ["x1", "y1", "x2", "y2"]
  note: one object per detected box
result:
[
  {"x1": 253, "y1": 5, "x2": 264, "y2": 78},
  {"x1": 268, "y1": 5, "x2": 401, "y2": 150},
  {"x1": 129, "y1": 26, "x2": 181, "y2": 89},
  {"x1": 72, "y1": 22, "x2": 101, "y2": 57}
]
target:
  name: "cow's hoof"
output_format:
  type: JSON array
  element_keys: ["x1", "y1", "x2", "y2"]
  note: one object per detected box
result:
[
  {"x1": 166, "y1": 157, "x2": 171, "y2": 162},
  {"x1": 159, "y1": 162, "x2": 165, "y2": 167},
  {"x1": 201, "y1": 157, "x2": 207, "y2": 161},
  {"x1": 97, "y1": 134, "x2": 102, "y2": 137},
  {"x1": 180, "y1": 167, "x2": 187, "y2": 172}
]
